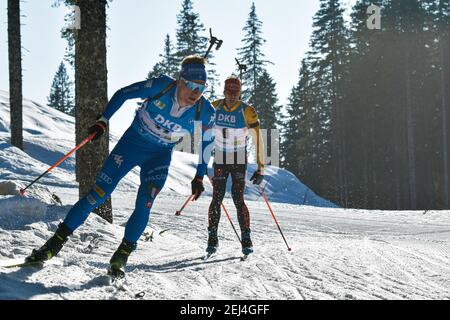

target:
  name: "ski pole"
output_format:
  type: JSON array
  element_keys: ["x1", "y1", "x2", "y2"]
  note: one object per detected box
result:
[
  {"x1": 19, "y1": 132, "x2": 97, "y2": 196},
  {"x1": 175, "y1": 174, "x2": 241, "y2": 243},
  {"x1": 175, "y1": 194, "x2": 194, "y2": 216},
  {"x1": 207, "y1": 175, "x2": 241, "y2": 243},
  {"x1": 258, "y1": 185, "x2": 292, "y2": 251}
]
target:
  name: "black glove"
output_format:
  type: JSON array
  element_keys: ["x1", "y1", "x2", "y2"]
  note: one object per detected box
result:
[
  {"x1": 250, "y1": 170, "x2": 264, "y2": 185},
  {"x1": 88, "y1": 116, "x2": 108, "y2": 141},
  {"x1": 191, "y1": 176, "x2": 205, "y2": 201}
]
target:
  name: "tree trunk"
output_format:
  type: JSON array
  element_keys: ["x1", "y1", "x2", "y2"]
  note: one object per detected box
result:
[
  {"x1": 440, "y1": 40, "x2": 449, "y2": 208},
  {"x1": 8, "y1": 0, "x2": 23, "y2": 150},
  {"x1": 405, "y1": 40, "x2": 417, "y2": 209},
  {"x1": 75, "y1": 0, "x2": 112, "y2": 222}
]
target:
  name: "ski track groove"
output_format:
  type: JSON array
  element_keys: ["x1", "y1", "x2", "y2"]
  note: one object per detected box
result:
[{"x1": 362, "y1": 239, "x2": 445, "y2": 299}]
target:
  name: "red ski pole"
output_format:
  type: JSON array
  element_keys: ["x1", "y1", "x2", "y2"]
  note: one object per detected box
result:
[
  {"x1": 19, "y1": 133, "x2": 97, "y2": 196},
  {"x1": 258, "y1": 185, "x2": 292, "y2": 251},
  {"x1": 175, "y1": 194, "x2": 194, "y2": 216}
]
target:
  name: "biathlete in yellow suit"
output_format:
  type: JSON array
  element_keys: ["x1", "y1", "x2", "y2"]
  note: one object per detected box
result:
[{"x1": 207, "y1": 76, "x2": 265, "y2": 256}]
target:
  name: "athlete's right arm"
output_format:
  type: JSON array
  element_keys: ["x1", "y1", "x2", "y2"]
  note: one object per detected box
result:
[{"x1": 102, "y1": 79, "x2": 156, "y2": 120}]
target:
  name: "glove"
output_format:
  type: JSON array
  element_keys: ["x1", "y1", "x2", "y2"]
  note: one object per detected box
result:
[
  {"x1": 191, "y1": 176, "x2": 205, "y2": 201},
  {"x1": 88, "y1": 116, "x2": 108, "y2": 141},
  {"x1": 250, "y1": 170, "x2": 264, "y2": 185}
]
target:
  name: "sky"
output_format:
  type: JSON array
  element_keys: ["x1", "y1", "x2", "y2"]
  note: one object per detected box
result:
[{"x1": 0, "y1": 0, "x2": 356, "y2": 136}]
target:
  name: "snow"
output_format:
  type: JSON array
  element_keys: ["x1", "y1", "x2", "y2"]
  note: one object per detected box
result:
[{"x1": 0, "y1": 90, "x2": 449, "y2": 300}]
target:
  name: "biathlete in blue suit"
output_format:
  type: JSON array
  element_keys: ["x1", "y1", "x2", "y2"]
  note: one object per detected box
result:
[{"x1": 26, "y1": 56, "x2": 215, "y2": 276}]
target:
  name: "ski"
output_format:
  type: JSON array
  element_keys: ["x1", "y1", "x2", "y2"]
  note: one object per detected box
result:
[{"x1": 0, "y1": 257, "x2": 60, "y2": 269}]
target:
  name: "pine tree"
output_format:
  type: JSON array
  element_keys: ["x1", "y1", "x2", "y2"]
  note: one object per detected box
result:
[
  {"x1": 251, "y1": 69, "x2": 281, "y2": 163},
  {"x1": 53, "y1": 0, "x2": 76, "y2": 68},
  {"x1": 308, "y1": 0, "x2": 350, "y2": 206},
  {"x1": 281, "y1": 60, "x2": 311, "y2": 175},
  {"x1": 236, "y1": 2, "x2": 280, "y2": 164},
  {"x1": 346, "y1": 0, "x2": 385, "y2": 208},
  {"x1": 48, "y1": 62, "x2": 75, "y2": 116},
  {"x1": 284, "y1": 0, "x2": 450, "y2": 210},
  {"x1": 437, "y1": 0, "x2": 450, "y2": 208},
  {"x1": 425, "y1": 0, "x2": 450, "y2": 208},
  {"x1": 175, "y1": 0, "x2": 207, "y2": 60},
  {"x1": 282, "y1": 55, "x2": 332, "y2": 199},
  {"x1": 148, "y1": 34, "x2": 178, "y2": 79},
  {"x1": 253, "y1": 70, "x2": 280, "y2": 129},
  {"x1": 281, "y1": 70, "x2": 304, "y2": 173},
  {"x1": 341, "y1": 0, "x2": 444, "y2": 210},
  {"x1": 237, "y1": 2, "x2": 271, "y2": 102},
  {"x1": 174, "y1": 0, "x2": 219, "y2": 100}
]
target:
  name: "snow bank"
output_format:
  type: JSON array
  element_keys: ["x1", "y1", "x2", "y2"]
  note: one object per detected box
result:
[
  {"x1": 0, "y1": 196, "x2": 48, "y2": 229},
  {"x1": 0, "y1": 181, "x2": 63, "y2": 229}
]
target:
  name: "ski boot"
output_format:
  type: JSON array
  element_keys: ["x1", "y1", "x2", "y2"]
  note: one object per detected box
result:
[
  {"x1": 241, "y1": 229, "x2": 253, "y2": 256},
  {"x1": 108, "y1": 239, "x2": 136, "y2": 279},
  {"x1": 26, "y1": 222, "x2": 72, "y2": 264},
  {"x1": 205, "y1": 228, "x2": 219, "y2": 255}
]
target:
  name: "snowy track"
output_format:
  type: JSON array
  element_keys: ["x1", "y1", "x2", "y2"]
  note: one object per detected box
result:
[{"x1": 1, "y1": 192, "x2": 449, "y2": 300}]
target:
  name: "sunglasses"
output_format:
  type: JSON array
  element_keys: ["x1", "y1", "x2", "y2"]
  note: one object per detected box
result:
[{"x1": 180, "y1": 77, "x2": 207, "y2": 94}]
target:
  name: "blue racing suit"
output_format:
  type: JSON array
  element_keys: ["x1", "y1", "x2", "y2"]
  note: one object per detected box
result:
[{"x1": 63, "y1": 75, "x2": 215, "y2": 244}]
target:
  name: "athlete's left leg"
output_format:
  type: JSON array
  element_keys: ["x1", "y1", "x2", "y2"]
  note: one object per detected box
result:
[
  {"x1": 109, "y1": 149, "x2": 173, "y2": 273},
  {"x1": 231, "y1": 164, "x2": 250, "y2": 232},
  {"x1": 231, "y1": 164, "x2": 253, "y2": 253},
  {"x1": 123, "y1": 149, "x2": 173, "y2": 243}
]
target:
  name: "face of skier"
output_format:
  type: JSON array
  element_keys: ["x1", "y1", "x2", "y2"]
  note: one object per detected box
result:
[
  {"x1": 224, "y1": 89, "x2": 240, "y2": 106},
  {"x1": 224, "y1": 78, "x2": 241, "y2": 106},
  {"x1": 177, "y1": 78, "x2": 206, "y2": 107}
]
